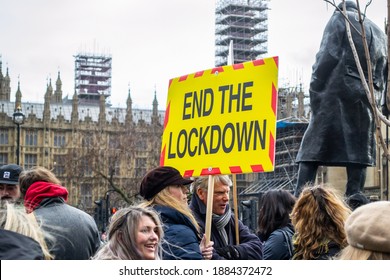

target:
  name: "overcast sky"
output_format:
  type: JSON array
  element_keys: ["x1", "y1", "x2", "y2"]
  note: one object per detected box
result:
[{"x1": 0, "y1": 0, "x2": 386, "y2": 109}]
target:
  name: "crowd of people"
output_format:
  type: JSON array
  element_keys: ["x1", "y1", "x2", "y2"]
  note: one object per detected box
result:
[
  {"x1": 1, "y1": 162, "x2": 390, "y2": 261},
  {"x1": 2, "y1": 0, "x2": 389, "y2": 261}
]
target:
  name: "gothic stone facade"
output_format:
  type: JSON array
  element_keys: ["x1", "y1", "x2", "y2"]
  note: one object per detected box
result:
[{"x1": 0, "y1": 70, "x2": 164, "y2": 213}]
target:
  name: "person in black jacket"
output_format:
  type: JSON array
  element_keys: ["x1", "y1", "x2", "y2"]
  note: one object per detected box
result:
[
  {"x1": 295, "y1": 1, "x2": 388, "y2": 198},
  {"x1": 0, "y1": 201, "x2": 51, "y2": 259},
  {"x1": 0, "y1": 229, "x2": 44, "y2": 260},
  {"x1": 190, "y1": 175, "x2": 263, "y2": 260},
  {"x1": 257, "y1": 190, "x2": 296, "y2": 260}
]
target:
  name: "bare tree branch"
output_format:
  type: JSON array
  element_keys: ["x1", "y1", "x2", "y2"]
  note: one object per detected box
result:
[
  {"x1": 322, "y1": 0, "x2": 390, "y2": 160},
  {"x1": 341, "y1": 0, "x2": 390, "y2": 160}
]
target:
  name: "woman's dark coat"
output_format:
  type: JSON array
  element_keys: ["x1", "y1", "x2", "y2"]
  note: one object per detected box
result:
[
  {"x1": 0, "y1": 228, "x2": 44, "y2": 260},
  {"x1": 259, "y1": 225, "x2": 294, "y2": 260},
  {"x1": 154, "y1": 205, "x2": 203, "y2": 260}
]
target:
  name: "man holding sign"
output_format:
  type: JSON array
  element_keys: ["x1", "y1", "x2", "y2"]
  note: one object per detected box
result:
[{"x1": 190, "y1": 175, "x2": 263, "y2": 260}]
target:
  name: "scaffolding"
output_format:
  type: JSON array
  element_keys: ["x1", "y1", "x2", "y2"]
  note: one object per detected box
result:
[
  {"x1": 215, "y1": 0, "x2": 269, "y2": 66},
  {"x1": 74, "y1": 53, "x2": 112, "y2": 105},
  {"x1": 238, "y1": 118, "x2": 308, "y2": 231},
  {"x1": 241, "y1": 118, "x2": 308, "y2": 197}
]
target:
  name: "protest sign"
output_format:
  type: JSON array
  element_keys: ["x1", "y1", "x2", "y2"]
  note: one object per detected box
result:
[{"x1": 161, "y1": 57, "x2": 279, "y2": 177}]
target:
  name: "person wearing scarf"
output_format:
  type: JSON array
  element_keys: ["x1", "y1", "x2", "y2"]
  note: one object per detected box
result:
[
  {"x1": 19, "y1": 166, "x2": 101, "y2": 260},
  {"x1": 190, "y1": 175, "x2": 263, "y2": 260}
]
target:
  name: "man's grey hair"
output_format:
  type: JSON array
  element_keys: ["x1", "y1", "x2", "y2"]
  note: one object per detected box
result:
[{"x1": 192, "y1": 175, "x2": 232, "y2": 191}]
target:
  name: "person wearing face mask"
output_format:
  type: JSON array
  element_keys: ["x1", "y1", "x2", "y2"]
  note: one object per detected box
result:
[
  {"x1": 92, "y1": 206, "x2": 163, "y2": 260},
  {"x1": 190, "y1": 175, "x2": 263, "y2": 260},
  {"x1": 138, "y1": 166, "x2": 213, "y2": 260}
]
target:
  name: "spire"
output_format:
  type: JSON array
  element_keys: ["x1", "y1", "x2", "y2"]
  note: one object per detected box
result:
[
  {"x1": 56, "y1": 71, "x2": 62, "y2": 88},
  {"x1": 15, "y1": 78, "x2": 22, "y2": 111},
  {"x1": 43, "y1": 79, "x2": 51, "y2": 124},
  {"x1": 125, "y1": 85, "x2": 133, "y2": 125},
  {"x1": 5, "y1": 66, "x2": 10, "y2": 81},
  {"x1": 153, "y1": 87, "x2": 158, "y2": 115},
  {"x1": 71, "y1": 89, "x2": 79, "y2": 123},
  {"x1": 46, "y1": 77, "x2": 53, "y2": 97},
  {"x1": 4, "y1": 65, "x2": 10, "y2": 99},
  {"x1": 0, "y1": 59, "x2": 11, "y2": 101},
  {"x1": 54, "y1": 71, "x2": 63, "y2": 103},
  {"x1": 152, "y1": 87, "x2": 159, "y2": 124},
  {"x1": 126, "y1": 85, "x2": 132, "y2": 108}
]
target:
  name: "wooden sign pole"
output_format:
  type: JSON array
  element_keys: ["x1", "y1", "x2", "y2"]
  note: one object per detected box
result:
[
  {"x1": 205, "y1": 175, "x2": 215, "y2": 244},
  {"x1": 232, "y1": 174, "x2": 240, "y2": 245}
]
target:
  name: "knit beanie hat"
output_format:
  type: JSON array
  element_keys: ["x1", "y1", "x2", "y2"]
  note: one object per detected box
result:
[
  {"x1": 139, "y1": 166, "x2": 193, "y2": 200},
  {"x1": 345, "y1": 201, "x2": 390, "y2": 253}
]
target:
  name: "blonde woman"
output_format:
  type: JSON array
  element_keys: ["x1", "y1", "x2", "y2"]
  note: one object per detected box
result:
[
  {"x1": 0, "y1": 202, "x2": 53, "y2": 259},
  {"x1": 92, "y1": 206, "x2": 163, "y2": 260},
  {"x1": 138, "y1": 166, "x2": 213, "y2": 260},
  {"x1": 291, "y1": 184, "x2": 351, "y2": 260}
]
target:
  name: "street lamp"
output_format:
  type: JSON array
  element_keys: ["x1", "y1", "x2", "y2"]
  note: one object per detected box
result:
[{"x1": 13, "y1": 106, "x2": 25, "y2": 165}]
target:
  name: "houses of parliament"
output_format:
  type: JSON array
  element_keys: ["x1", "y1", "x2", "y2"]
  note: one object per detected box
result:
[
  {"x1": 2, "y1": 51, "x2": 388, "y2": 233},
  {"x1": 0, "y1": 59, "x2": 164, "y2": 213}
]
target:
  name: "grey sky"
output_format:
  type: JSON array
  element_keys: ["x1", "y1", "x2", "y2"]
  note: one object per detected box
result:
[{"x1": 0, "y1": 0, "x2": 386, "y2": 109}]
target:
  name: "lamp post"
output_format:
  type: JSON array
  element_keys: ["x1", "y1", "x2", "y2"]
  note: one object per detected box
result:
[{"x1": 13, "y1": 107, "x2": 25, "y2": 165}]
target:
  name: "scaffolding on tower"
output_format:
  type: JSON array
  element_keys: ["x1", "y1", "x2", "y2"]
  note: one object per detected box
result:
[
  {"x1": 215, "y1": 0, "x2": 269, "y2": 66},
  {"x1": 74, "y1": 53, "x2": 112, "y2": 105}
]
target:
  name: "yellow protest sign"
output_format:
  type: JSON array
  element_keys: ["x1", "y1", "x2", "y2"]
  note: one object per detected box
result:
[{"x1": 160, "y1": 57, "x2": 278, "y2": 177}]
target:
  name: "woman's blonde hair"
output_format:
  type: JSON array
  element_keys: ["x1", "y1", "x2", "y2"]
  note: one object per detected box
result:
[
  {"x1": 291, "y1": 184, "x2": 351, "y2": 260},
  {"x1": 0, "y1": 202, "x2": 53, "y2": 259},
  {"x1": 337, "y1": 245, "x2": 390, "y2": 260},
  {"x1": 92, "y1": 206, "x2": 163, "y2": 260},
  {"x1": 139, "y1": 186, "x2": 200, "y2": 232}
]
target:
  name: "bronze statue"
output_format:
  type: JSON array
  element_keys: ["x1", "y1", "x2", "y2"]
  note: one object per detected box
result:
[{"x1": 295, "y1": 1, "x2": 388, "y2": 197}]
